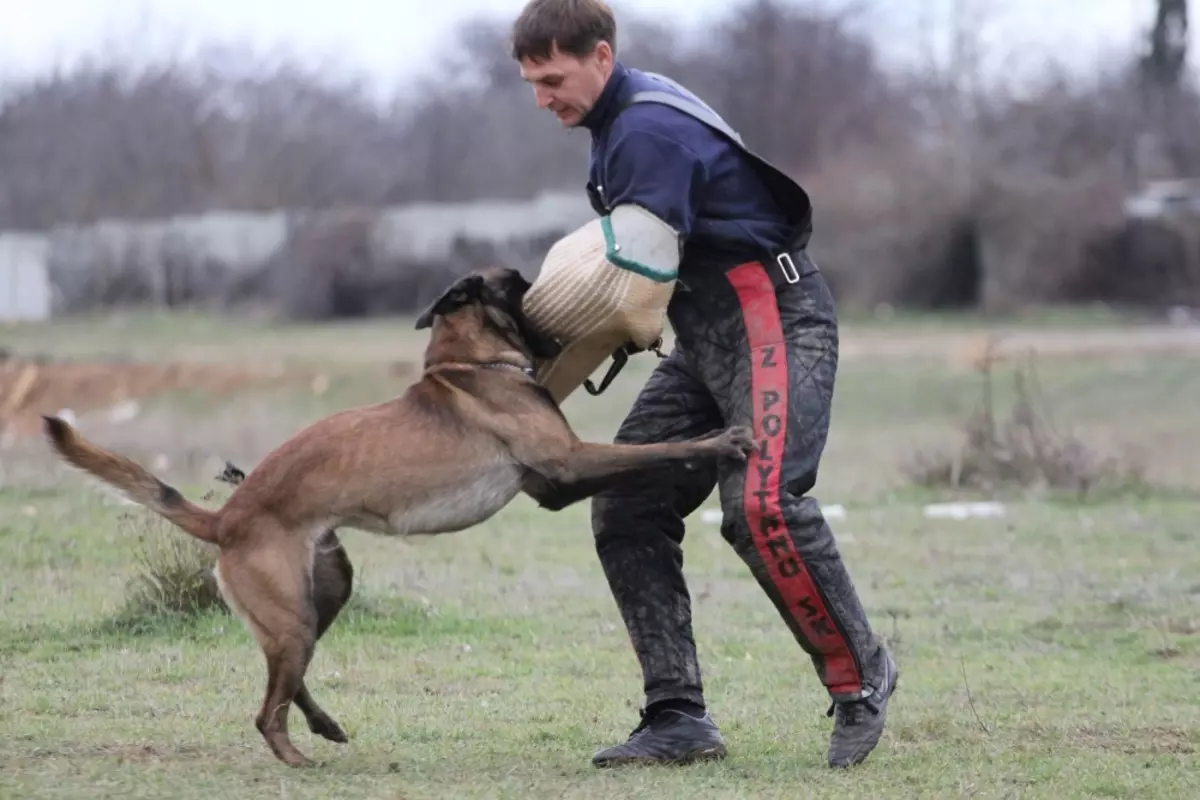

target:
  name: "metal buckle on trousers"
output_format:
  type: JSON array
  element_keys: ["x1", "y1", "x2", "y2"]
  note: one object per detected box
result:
[{"x1": 776, "y1": 251, "x2": 800, "y2": 284}]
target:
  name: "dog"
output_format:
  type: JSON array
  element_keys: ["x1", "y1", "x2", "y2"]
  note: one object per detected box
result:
[{"x1": 42, "y1": 266, "x2": 754, "y2": 768}]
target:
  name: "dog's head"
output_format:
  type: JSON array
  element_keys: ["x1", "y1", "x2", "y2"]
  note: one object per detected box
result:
[{"x1": 415, "y1": 267, "x2": 563, "y2": 361}]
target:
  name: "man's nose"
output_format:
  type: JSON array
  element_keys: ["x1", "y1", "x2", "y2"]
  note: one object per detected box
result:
[{"x1": 533, "y1": 85, "x2": 554, "y2": 108}]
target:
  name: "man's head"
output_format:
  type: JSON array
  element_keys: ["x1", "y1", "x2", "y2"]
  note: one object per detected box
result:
[{"x1": 511, "y1": 0, "x2": 617, "y2": 127}]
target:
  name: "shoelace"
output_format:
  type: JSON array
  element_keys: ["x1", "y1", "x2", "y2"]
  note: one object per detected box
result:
[
  {"x1": 629, "y1": 707, "x2": 653, "y2": 736},
  {"x1": 826, "y1": 694, "x2": 882, "y2": 723},
  {"x1": 828, "y1": 659, "x2": 894, "y2": 723},
  {"x1": 630, "y1": 704, "x2": 700, "y2": 737}
]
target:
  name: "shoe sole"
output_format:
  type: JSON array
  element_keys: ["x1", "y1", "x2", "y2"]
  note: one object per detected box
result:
[{"x1": 593, "y1": 744, "x2": 728, "y2": 768}]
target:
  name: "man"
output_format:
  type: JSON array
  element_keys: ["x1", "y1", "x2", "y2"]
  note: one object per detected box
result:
[{"x1": 510, "y1": 0, "x2": 898, "y2": 770}]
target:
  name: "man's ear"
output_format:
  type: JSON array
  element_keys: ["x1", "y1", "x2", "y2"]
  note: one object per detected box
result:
[{"x1": 415, "y1": 274, "x2": 485, "y2": 330}]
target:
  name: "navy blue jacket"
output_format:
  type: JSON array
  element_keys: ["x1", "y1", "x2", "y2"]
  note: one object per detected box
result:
[{"x1": 579, "y1": 62, "x2": 805, "y2": 270}]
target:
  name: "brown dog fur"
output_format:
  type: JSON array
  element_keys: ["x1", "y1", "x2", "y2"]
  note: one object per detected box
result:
[{"x1": 43, "y1": 266, "x2": 753, "y2": 767}]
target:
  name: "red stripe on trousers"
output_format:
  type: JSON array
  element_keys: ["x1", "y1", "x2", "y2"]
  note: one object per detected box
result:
[{"x1": 726, "y1": 261, "x2": 863, "y2": 696}]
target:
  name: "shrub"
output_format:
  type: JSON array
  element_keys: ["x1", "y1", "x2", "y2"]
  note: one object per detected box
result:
[
  {"x1": 117, "y1": 508, "x2": 226, "y2": 620},
  {"x1": 903, "y1": 342, "x2": 1149, "y2": 500}
]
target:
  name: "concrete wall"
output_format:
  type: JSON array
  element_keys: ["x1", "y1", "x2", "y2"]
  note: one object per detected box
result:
[
  {"x1": 0, "y1": 234, "x2": 52, "y2": 321},
  {"x1": 0, "y1": 190, "x2": 594, "y2": 318}
]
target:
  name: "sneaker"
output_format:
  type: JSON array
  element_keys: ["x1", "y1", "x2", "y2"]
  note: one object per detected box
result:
[
  {"x1": 826, "y1": 650, "x2": 899, "y2": 768},
  {"x1": 592, "y1": 707, "x2": 727, "y2": 768}
]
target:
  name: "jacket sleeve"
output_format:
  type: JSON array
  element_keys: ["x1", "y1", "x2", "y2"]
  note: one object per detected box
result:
[{"x1": 600, "y1": 128, "x2": 708, "y2": 240}]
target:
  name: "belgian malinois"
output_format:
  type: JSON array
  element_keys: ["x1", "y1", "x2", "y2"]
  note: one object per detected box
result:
[{"x1": 43, "y1": 266, "x2": 754, "y2": 767}]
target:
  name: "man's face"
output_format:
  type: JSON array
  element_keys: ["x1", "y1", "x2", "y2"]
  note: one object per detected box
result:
[{"x1": 519, "y1": 41, "x2": 613, "y2": 127}]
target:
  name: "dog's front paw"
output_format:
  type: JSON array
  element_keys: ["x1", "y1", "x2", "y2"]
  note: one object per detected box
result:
[{"x1": 716, "y1": 425, "x2": 755, "y2": 461}]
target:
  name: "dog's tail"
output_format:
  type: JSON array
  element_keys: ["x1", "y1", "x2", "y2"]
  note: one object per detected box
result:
[{"x1": 42, "y1": 415, "x2": 221, "y2": 545}]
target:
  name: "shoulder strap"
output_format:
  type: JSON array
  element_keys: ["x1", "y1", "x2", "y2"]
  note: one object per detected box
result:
[
  {"x1": 619, "y1": 73, "x2": 816, "y2": 263},
  {"x1": 624, "y1": 90, "x2": 746, "y2": 148}
]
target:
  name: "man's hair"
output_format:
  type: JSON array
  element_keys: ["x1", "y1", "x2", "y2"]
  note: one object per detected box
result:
[{"x1": 510, "y1": 0, "x2": 617, "y2": 62}]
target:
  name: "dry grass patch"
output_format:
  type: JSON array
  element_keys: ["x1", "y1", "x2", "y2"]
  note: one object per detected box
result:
[{"x1": 903, "y1": 343, "x2": 1150, "y2": 499}]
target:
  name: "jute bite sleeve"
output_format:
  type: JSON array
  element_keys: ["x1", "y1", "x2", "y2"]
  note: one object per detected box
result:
[{"x1": 522, "y1": 203, "x2": 681, "y2": 403}]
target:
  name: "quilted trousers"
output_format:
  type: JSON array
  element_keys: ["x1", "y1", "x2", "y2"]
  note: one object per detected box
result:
[{"x1": 591, "y1": 252, "x2": 889, "y2": 708}]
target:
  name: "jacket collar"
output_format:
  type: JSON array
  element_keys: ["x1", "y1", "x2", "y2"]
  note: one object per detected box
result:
[{"x1": 578, "y1": 61, "x2": 630, "y2": 134}]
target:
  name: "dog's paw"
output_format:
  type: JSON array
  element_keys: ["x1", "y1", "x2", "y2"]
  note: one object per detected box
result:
[
  {"x1": 716, "y1": 425, "x2": 755, "y2": 461},
  {"x1": 215, "y1": 460, "x2": 246, "y2": 486},
  {"x1": 308, "y1": 715, "x2": 349, "y2": 744}
]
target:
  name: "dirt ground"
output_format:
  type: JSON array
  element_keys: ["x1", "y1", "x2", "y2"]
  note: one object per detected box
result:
[
  {"x1": 3, "y1": 319, "x2": 1197, "y2": 443},
  {"x1": 0, "y1": 356, "x2": 313, "y2": 438}
]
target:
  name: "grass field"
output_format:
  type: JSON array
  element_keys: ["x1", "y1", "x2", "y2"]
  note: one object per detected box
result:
[{"x1": 3, "y1": 307, "x2": 1200, "y2": 799}]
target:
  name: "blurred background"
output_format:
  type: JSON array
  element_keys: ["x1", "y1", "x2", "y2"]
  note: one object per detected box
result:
[
  {"x1": 1, "y1": 0, "x2": 1197, "y2": 323},
  {"x1": 5, "y1": 9, "x2": 1200, "y2": 792},
  {"x1": 2, "y1": 0, "x2": 1199, "y2": 497}
]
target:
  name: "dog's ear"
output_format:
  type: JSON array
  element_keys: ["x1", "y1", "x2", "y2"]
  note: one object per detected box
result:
[
  {"x1": 415, "y1": 274, "x2": 486, "y2": 330},
  {"x1": 505, "y1": 270, "x2": 533, "y2": 295}
]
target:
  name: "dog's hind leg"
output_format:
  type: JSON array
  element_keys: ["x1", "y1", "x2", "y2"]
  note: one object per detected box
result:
[
  {"x1": 310, "y1": 530, "x2": 354, "y2": 640},
  {"x1": 292, "y1": 529, "x2": 353, "y2": 744},
  {"x1": 216, "y1": 536, "x2": 321, "y2": 767},
  {"x1": 210, "y1": 464, "x2": 349, "y2": 744}
]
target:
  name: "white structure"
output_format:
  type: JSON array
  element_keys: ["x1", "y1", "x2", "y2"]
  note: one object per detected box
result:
[
  {"x1": 0, "y1": 190, "x2": 596, "y2": 320},
  {"x1": 0, "y1": 233, "x2": 51, "y2": 321},
  {"x1": 372, "y1": 190, "x2": 593, "y2": 261},
  {"x1": 1123, "y1": 178, "x2": 1200, "y2": 220}
]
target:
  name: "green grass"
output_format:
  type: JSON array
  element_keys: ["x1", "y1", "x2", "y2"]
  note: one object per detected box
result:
[{"x1": 2, "y1": 308, "x2": 1199, "y2": 798}]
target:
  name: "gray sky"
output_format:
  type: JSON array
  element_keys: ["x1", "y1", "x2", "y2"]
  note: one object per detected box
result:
[{"x1": 0, "y1": 0, "x2": 1193, "y2": 94}]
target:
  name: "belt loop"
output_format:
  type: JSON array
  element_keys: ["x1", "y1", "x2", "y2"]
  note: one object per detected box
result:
[{"x1": 776, "y1": 251, "x2": 800, "y2": 284}]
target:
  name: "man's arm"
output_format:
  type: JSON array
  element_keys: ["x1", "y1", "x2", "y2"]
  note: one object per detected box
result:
[
  {"x1": 519, "y1": 127, "x2": 706, "y2": 402},
  {"x1": 602, "y1": 128, "x2": 709, "y2": 241},
  {"x1": 589, "y1": 128, "x2": 708, "y2": 284}
]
